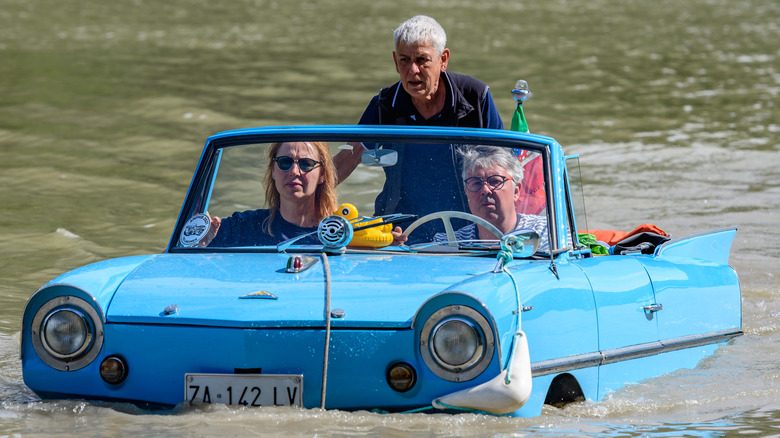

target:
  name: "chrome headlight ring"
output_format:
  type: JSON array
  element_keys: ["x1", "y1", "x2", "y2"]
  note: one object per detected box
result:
[
  {"x1": 31, "y1": 296, "x2": 104, "y2": 371},
  {"x1": 420, "y1": 305, "x2": 495, "y2": 382}
]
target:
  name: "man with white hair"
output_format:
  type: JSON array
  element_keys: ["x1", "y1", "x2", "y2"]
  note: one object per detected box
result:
[
  {"x1": 359, "y1": 15, "x2": 503, "y2": 128},
  {"x1": 335, "y1": 15, "x2": 503, "y2": 233}
]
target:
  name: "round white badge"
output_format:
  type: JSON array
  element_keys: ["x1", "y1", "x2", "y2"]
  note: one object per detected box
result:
[{"x1": 179, "y1": 213, "x2": 210, "y2": 247}]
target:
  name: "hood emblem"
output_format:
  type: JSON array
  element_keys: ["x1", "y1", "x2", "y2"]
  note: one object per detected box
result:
[{"x1": 240, "y1": 291, "x2": 278, "y2": 300}]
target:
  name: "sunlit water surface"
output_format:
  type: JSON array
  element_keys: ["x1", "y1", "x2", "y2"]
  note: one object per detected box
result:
[{"x1": 1, "y1": 0, "x2": 778, "y2": 436}]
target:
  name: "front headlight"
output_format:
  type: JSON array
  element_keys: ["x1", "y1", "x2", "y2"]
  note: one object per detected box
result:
[
  {"x1": 42, "y1": 308, "x2": 92, "y2": 358},
  {"x1": 420, "y1": 305, "x2": 495, "y2": 382},
  {"x1": 432, "y1": 318, "x2": 483, "y2": 368},
  {"x1": 31, "y1": 296, "x2": 104, "y2": 371}
]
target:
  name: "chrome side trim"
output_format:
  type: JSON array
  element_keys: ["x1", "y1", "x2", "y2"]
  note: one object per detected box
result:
[
  {"x1": 530, "y1": 351, "x2": 603, "y2": 377},
  {"x1": 531, "y1": 329, "x2": 743, "y2": 377}
]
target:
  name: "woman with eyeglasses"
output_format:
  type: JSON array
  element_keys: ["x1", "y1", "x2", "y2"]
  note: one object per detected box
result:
[
  {"x1": 202, "y1": 141, "x2": 338, "y2": 247},
  {"x1": 433, "y1": 145, "x2": 549, "y2": 251}
]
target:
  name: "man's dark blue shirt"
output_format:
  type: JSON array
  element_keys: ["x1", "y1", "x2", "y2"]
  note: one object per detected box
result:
[{"x1": 358, "y1": 72, "x2": 504, "y2": 222}]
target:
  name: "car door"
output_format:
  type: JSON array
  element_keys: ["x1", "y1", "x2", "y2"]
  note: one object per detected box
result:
[
  {"x1": 564, "y1": 155, "x2": 660, "y2": 397},
  {"x1": 574, "y1": 256, "x2": 659, "y2": 350}
]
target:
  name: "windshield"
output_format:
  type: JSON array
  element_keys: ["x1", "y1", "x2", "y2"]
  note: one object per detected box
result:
[{"x1": 174, "y1": 135, "x2": 551, "y2": 254}]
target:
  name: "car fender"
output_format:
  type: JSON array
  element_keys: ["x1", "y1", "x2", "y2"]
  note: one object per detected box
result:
[
  {"x1": 21, "y1": 255, "x2": 155, "y2": 359},
  {"x1": 655, "y1": 227, "x2": 737, "y2": 265}
]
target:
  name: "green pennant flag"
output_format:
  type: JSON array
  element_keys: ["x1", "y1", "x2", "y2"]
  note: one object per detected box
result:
[{"x1": 510, "y1": 102, "x2": 529, "y2": 133}]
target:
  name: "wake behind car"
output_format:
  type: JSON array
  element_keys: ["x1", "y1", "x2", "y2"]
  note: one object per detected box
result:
[{"x1": 21, "y1": 125, "x2": 742, "y2": 416}]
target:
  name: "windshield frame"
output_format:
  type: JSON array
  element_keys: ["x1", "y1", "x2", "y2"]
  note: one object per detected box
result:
[{"x1": 167, "y1": 126, "x2": 560, "y2": 255}]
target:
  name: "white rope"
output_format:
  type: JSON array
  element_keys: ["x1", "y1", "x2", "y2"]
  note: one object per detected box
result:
[
  {"x1": 501, "y1": 263, "x2": 523, "y2": 384},
  {"x1": 320, "y1": 252, "x2": 332, "y2": 409}
]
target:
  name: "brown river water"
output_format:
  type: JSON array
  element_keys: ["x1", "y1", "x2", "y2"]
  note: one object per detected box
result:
[{"x1": 1, "y1": 0, "x2": 779, "y2": 436}]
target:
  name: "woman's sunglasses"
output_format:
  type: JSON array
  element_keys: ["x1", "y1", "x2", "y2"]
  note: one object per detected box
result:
[{"x1": 273, "y1": 156, "x2": 321, "y2": 173}]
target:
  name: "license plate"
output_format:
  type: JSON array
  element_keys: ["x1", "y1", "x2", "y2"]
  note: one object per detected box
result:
[{"x1": 185, "y1": 373, "x2": 303, "y2": 407}]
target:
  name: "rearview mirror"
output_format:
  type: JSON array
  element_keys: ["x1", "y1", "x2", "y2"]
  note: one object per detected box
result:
[{"x1": 361, "y1": 149, "x2": 398, "y2": 167}]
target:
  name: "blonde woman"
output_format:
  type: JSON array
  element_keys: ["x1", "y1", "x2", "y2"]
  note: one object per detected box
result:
[{"x1": 203, "y1": 141, "x2": 338, "y2": 247}]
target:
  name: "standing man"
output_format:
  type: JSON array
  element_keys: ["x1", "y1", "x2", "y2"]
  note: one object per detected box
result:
[{"x1": 335, "y1": 15, "x2": 504, "y2": 226}]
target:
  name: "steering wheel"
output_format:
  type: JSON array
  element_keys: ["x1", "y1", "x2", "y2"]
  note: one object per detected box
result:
[{"x1": 401, "y1": 211, "x2": 503, "y2": 247}]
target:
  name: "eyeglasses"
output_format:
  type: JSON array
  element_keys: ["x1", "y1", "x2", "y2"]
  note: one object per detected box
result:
[
  {"x1": 464, "y1": 175, "x2": 513, "y2": 192},
  {"x1": 273, "y1": 156, "x2": 321, "y2": 173}
]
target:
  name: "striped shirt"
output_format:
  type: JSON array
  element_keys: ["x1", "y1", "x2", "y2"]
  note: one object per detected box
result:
[{"x1": 434, "y1": 214, "x2": 550, "y2": 252}]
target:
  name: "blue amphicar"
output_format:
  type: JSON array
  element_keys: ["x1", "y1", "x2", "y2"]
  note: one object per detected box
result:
[{"x1": 21, "y1": 124, "x2": 741, "y2": 416}]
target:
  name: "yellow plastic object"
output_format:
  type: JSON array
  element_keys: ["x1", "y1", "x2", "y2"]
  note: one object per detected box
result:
[{"x1": 334, "y1": 203, "x2": 394, "y2": 248}]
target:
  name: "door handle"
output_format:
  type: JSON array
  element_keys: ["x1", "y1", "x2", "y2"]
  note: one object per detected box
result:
[{"x1": 643, "y1": 303, "x2": 663, "y2": 312}]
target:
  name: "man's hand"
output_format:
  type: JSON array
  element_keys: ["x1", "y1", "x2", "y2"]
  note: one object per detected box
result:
[
  {"x1": 333, "y1": 142, "x2": 365, "y2": 184},
  {"x1": 391, "y1": 226, "x2": 408, "y2": 246}
]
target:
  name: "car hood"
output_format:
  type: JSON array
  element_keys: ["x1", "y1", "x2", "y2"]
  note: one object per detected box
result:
[{"x1": 106, "y1": 252, "x2": 498, "y2": 329}]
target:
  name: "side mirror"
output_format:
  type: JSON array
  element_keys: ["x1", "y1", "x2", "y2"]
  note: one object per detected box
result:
[
  {"x1": 361, "y1": 149, "x2": 398, "y2": 167},
  {"x1": 502, "y1": 229, "x2": 540, "y2": 258}
]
